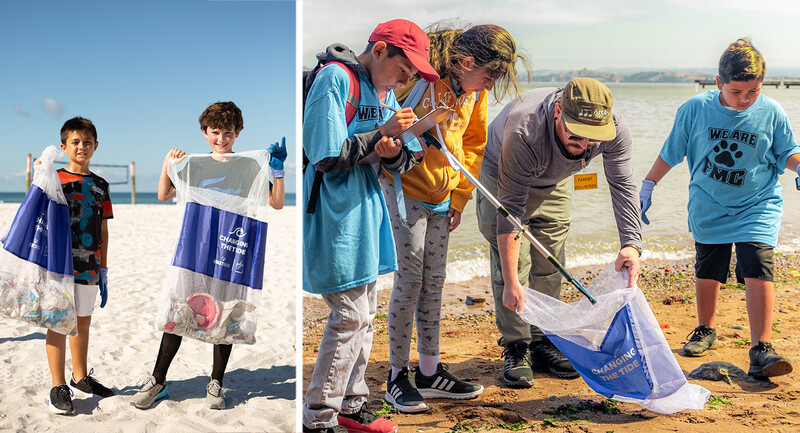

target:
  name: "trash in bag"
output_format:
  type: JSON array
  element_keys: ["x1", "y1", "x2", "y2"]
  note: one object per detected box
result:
[
  {"x1": 518, "y1": 263, "x2": 710, "y2": 414},
  {"x1": 155, "y1": 151, "x2": 270, "y2": 344},
  {"x1": 0, "y1": 146, "x2": 77, "y2": 336}
]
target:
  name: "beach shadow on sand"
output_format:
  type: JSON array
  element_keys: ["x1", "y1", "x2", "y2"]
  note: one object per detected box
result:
[
  {"x1": 109, "y1": 364, "x2": 296, "y2": 410},
  {"x1": 0, "y1": 331, "x2": 45, "y2": 344}
]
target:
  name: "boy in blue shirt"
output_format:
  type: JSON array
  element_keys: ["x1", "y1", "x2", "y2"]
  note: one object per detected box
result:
[
  {"x1": 640, "y1": 38, "x2": 800, "y2": 378},
  {"x1": 46, "y1": 116, "x2": 115, "y2": 414},
  {"x1": 302, "y1": 19, "x2": 439, "y2": 433}
]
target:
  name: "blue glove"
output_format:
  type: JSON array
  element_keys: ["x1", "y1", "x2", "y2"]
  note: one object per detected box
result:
[
  {"x1": 267, "y1": 137, "x2": 287, "y2": 178},
  {"x1": 795, "y1": 163, "x2": 800, "y2": 191},
  {"x1": 99, "y1": 267, "x2": 108, "y2": 308},
  {"x1": 639, "y1": 180, "x2": 656, "y2": 225}
]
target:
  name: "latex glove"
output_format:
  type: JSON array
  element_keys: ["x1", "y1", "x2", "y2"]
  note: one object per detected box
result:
[
  {"x1": 639, "y1": 179, "x2": 656, "y2": 225},
  {"x1": 267, "y1": 137, "x2": 287, "y2": 178},
  {"x1": 795, "y1": 163, "x2": 800, "y2": 191},
  {"x1": 99, "y1": 267, "x2": 108, "y2": 308}
]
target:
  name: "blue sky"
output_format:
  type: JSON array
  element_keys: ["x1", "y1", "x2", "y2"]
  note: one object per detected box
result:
[
  {"x1": 2, "y1": 0, "x2": 297, "y2": 193},
  {"x1": 303, "y1": 0, "x2": 800, "y2": 73}
]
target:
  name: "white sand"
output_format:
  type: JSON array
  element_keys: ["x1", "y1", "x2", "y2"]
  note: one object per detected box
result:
[{"x1": 0, "y1": 203, "x2": 296, "y2": 432}]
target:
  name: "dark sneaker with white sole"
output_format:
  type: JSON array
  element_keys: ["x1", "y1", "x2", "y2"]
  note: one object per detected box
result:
[
  {"x1": 530, "y1": 340, "x2": 579, "y2": 379},
  {"x1": 502, "y1": 342, "x2": 534, "y2": 387},
  {"x1": 749, "y1": 341, "x2": 793, "y2": 379},
  {"x1": 683, "y1": 325, "x2": 717, "y2": 356},
  {"x1": 69, "y1": 368, "x2": 114, "y2": 398},
  {"x1": 414, "y1": 363, "x2": 483, "y2": 399},
  {"x1": 385, "y1": 367, "x2": 429, "y2": 413},
  {"x1": 45, "y1": 384, "x2": 74, "y2": 415}
]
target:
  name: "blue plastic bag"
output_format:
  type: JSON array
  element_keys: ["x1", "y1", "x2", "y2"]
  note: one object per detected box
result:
[
  {"x1": 518, "y1": 263, "x2": 710, "y2": 414},
  {"x1": 0, "y1": 146, "x2": 77, "y2": 335},
  {"x1": 155, "y1": 151, "x2": 271, "y2": 344}
]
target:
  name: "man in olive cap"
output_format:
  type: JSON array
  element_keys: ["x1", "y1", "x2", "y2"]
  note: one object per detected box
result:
[{"x1": 476, "y1": 78, "x2": 642, "y2": 388}]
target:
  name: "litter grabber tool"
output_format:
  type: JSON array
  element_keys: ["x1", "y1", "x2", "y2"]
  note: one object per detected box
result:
[{"x1": 418, "y1": 129, "x2": 598, "y2": 304}]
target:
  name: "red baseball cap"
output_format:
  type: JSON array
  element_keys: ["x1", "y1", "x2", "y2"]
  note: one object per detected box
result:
[{"x1": 368, "y1": 19, "x2": 440, "y2": 83}]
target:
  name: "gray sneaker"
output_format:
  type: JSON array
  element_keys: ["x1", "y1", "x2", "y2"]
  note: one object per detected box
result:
[
  {"x1": 749, "y1": 341, "x2": 793, "y2": 378},
  {"x1": 206, "y1": 379, "x2": 226, "y2": 410},
  {"x1": 131, "y1": 376, "x2": 169, "y2": 409},
  {"x1": 682, "y1": 326, "x2": 717, "y2": 356}
]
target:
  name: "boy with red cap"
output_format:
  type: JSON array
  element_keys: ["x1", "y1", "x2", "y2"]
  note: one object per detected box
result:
[{"x1": 302, "y1": 19, "x2": 439, "y2": 433}]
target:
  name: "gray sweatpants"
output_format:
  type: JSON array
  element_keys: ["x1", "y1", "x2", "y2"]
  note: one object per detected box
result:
[
  {"x1": 303, "y1": 282, "x2": 377, "y2": 429},
  {"x1": 475, "y1": 170, "x2": 571, "y2": 346},
  {"x1": 380, "y1": 176, "x2": 450, "y2": 368}
]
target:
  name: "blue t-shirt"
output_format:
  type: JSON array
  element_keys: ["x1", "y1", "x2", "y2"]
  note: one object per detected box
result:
[
  {"x1": 660, "y1": 90, "x2": 800, "y2": 246},
  {"x1": 302, "y1": 64, "x2": 399, "y2": 294}
]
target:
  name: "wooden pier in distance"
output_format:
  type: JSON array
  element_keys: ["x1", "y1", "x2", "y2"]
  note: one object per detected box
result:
[{"x1": 695, "y1": 78, "x2": 800, "y2": 88}]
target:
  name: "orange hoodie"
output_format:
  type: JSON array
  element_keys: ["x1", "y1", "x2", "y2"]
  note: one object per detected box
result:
[{"x1": 386, "y1": 76, "x2": 488, "y2": 213}]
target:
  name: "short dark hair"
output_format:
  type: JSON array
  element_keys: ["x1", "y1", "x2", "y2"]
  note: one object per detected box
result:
[
  {"x1": 60, "y1": 116, "x2": 97, "y2": 144},
  {"x1": 719, "y1": 38, "x2": 766, "y2": 83},
  {"x1": 361, "y1": 42, "x2": 406, "y2": 58},
  {"x1": 199, "y1": 101, "x2": 244, "y2": 133}
]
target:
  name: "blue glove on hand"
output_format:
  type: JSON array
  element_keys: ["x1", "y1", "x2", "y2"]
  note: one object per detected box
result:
[
  {"x1": 639, "y1": 180, "x2": 656, "y2": 225},
  {"x1": 267, "y1": 137, "x2": 287, "y2": 178},
  {"x1": 795, "y1": 163, "x2": 800, "y2": 191},
  {"x1": 99, "y1": 267, "x2": 108, "y2": 308}
]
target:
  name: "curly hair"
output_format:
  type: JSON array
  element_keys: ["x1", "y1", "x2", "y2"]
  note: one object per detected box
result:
[
  {"x1": 426, "y1": 22, "x2": 531, "y2": 101},
  {"x1": 719, "y1": 38, "x2": 765, "y2": 84},
  {"x1": 199, "y1": 101, "x2": 244, "y2": 133}
]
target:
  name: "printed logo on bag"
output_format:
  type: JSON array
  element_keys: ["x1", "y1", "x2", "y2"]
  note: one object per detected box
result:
[{"x1": 173, "y1": 202, "x2": 267, "y2": 289}]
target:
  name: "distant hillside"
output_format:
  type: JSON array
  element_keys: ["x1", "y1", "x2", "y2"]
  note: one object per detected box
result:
[{"x1": 531, "y1": 68, "x2": 702, "y2": 83}]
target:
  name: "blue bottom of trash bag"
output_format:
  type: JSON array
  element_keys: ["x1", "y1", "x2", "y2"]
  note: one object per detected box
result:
[
  {"x1": 548, "y1": 305, "x2": 655, "y2": 400},
  {"x1": 1, "y1": 185, "x2": 73, "y2": 276}
]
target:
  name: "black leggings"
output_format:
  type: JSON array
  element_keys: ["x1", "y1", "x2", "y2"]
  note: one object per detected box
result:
[{"x1": 152, "y1": 332, "x2": 232, "y2": 386}]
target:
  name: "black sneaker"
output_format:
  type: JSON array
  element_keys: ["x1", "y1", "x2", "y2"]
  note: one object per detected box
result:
[
  {"x1": 338, "y1": 402, "x2": 399, "y2": 433},
  {"x1": 302, "y1": 425, "x2": 348, "y2": 433},
  {"x1": 414, "y1": 363, "x2": 483, "y2": 399},
  {"x1": 748, "y1": 341, "x2": 793, "y2": 378},
  {"x1": 69, "y1": 368, "x2": 114, "y2": 398},
  {"x1": 530, "y1": 340, "x2": 579, "y2": 379},
  {"x1": 502, "y1": 343, "x2": 533, "y2": 388},
  {"x1": 682, "y1": 325, "x2": 717, "y2": 357},
  {"x1": 45, "y1": 384, "x2": 74, "y2": 415},
  {"x1": 385, "y1": 368, "x2": 429, "y2": 413}
]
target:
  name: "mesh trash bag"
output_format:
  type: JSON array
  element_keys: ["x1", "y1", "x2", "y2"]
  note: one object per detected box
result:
[
  {"x1": 155, "y1": 151, "x2": 271, "y2": 344},
  {"x1": 518, "y1": 263, "x2": 710, "y2": 414},
  {"x1": 0, "y1": 146, "x2": 77, "y2": 336}
]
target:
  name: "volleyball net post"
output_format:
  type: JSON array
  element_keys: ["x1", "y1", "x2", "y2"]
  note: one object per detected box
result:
[
  {"x1": 130, "y1": 162, "x2": 136, "y2": 205},
  {"x1": 26, "y1": 154, "x2": 32, "y2": 192}
]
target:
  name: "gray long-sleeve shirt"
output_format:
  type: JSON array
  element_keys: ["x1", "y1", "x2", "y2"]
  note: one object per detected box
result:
[{"x1": 482, "y1": 87, "x2": 642, "y2": 248}]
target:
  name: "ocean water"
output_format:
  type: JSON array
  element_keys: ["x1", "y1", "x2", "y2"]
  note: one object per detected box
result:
[{"x1": 442, "y1": 82, "x2": 800, "y2": 284}]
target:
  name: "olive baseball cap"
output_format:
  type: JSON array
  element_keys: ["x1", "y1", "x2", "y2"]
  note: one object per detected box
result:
[
  {"x1": 560, "y1": 78, "x2": 616, "y2": 141},
  {"x1": 369, "y1": 19, "x2": 440, "y2": 82}
]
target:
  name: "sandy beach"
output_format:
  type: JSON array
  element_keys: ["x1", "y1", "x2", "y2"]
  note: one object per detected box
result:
[
  {"x1": 0, "y1": 203, "x2": 296, "y2": 433},
  {"x1": 304, "y1": 254, "x2": 800, "y2": 432}
]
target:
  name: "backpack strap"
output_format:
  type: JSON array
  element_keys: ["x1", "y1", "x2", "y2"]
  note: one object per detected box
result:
[
  {"x1": 319, "y1": 61, "x2": 360, "y2": 125},
  {"x1": 306, "y1": 61, "x2": 361, "y2": 214}
]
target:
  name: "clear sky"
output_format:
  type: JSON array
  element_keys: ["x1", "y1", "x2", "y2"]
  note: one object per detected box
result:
[
  {"x1": 303, "y1": 0, "x2": 800, "y2": 73},
  {"x1": 2, "y1": 0, "x2": 297, "y2": 193}
]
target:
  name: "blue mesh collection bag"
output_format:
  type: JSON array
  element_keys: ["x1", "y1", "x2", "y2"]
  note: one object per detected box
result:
[
  {"x1": 0, "y1": 146, "x2": 77, "y2": 335},
  {"x1": 154, "y1": 151, "x2": 271, "y2": 344},
  {"x1": 518, "y1": 263, "x2": 710, "y2": 414}
]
